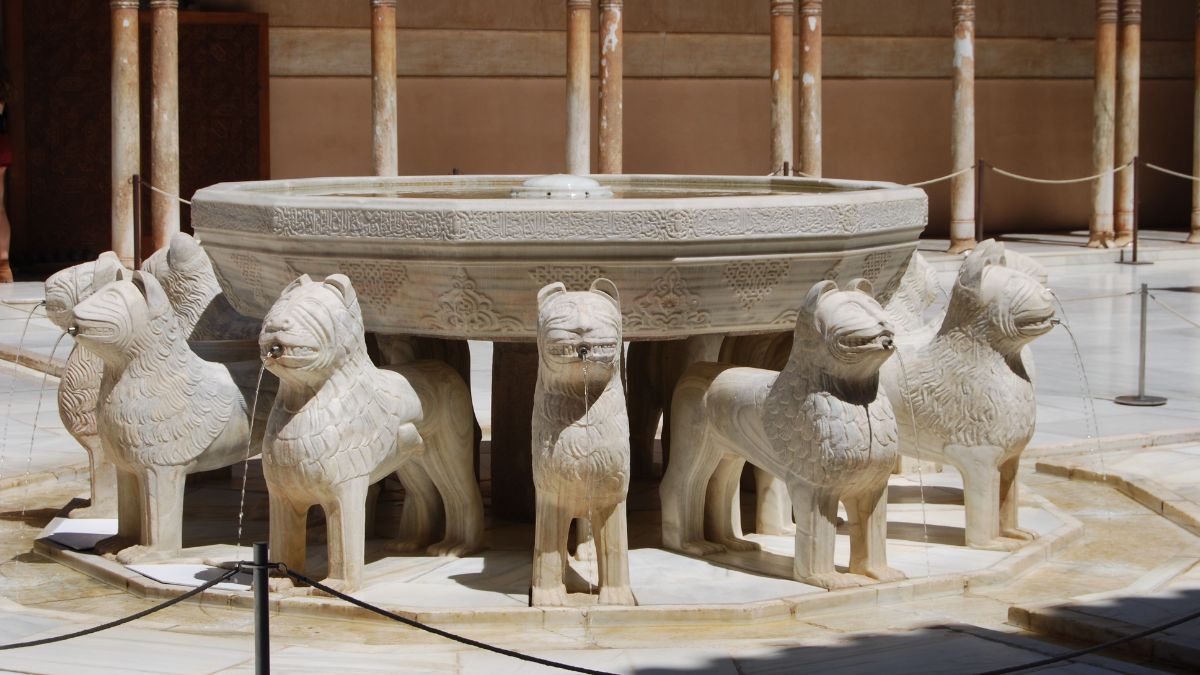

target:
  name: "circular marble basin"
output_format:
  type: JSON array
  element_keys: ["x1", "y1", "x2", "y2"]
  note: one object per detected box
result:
[{"x1": 191, "y1": 175, "x2": 926, "y2": 341}]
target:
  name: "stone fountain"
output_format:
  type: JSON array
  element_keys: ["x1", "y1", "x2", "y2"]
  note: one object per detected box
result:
[
  {"x1": 33, "y1": 172, "x2": 1080, "y2": 627},
  {"x1": 191, "y1": 173, "x2": 926, "y2": 519}
]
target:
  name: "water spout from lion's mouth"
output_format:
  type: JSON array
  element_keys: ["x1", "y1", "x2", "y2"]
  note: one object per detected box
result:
[
  {"x1": 67, "y1": 325, "x2": 78, "y2": 336},
  {"x1": 577, "y1": 345, "x2": 590, "y2": 360},
  {"x1": 267, "y1": 343, "x2": 283, "y2": 359},
  {"x1": 881, "y1": 336, "x2": 894, "y2": 350}
]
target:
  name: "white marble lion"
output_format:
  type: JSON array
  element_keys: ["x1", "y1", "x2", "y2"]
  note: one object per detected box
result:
[
  {"x1": 261, "y1": 274, "x2": 484, "y2": 594},
  {"x1": 661, "y1": 279, "x2": 904, "y2": 589},
  {"x1": 531, "y1": 279, "x2": 635, "y2": 606}
]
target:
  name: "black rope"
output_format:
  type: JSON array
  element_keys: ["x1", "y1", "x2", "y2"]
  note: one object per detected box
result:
[
  {"x1": 0, "y1": 568, "x2": 238, "y2": 650},
  {"x1": 283, "y1": 568, "x2": 614, "y2": 675},
  {"x1": 974, "y1": 605, "x2": 1200, "y2": 674}
]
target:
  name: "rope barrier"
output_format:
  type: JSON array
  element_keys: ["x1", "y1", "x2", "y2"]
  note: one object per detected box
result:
[
  {"x1": 1053, "y1": 290, "x2": 1136, "y2": 304},
  {"x1": 282, "y1": 568, "x2": 615, "y2": 675},
  {"x1": 989, "y1": 160, "x2": 1132, "y2": 185},
  {"x1": 973, "y1": 604, "x2": 1200, "y2": 674},
  {"x1": 140, "y1": 180, "x2": 192, "y2": 205},
  {"x1": 906, "y1": 164, "x2": 974, "y2": 188},
  {"x1": 1148, "y1": 293, "x2": 1200, "y2": 330},
  {"x1": 1144, "y1": 162, "x2": 1200, "y2": 183},
  {"x1": 0, "y1": 568, "x2": 238, "y2": 650}
]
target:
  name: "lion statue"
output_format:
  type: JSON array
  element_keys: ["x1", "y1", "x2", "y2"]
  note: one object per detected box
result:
[
  {"x1": 661, "y1": 279, "x2": 904, "y2": 590},
  {"x1": 716, "y1": 252, "x2": 945, "y2": 536},
  {"x1": 44, "y1": 252, "x2": 126, "y2": 518},
  {"x1": 260, "y1": 274, "x2": 483, "y2": 594},
  {"x1": 70, "y1": 270, "x2": 255, "y2": 563},
  {"x1": 881, "y1": 240, "x2": 1055, "y2": 550},
  {"x1": 531, "y1": 279, "x2": 635, "y2": 606}
]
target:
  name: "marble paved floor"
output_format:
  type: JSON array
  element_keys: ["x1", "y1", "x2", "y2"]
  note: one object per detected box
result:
[{"x1": 1, "y1": 239, "x2": 1199, "y2": 672}]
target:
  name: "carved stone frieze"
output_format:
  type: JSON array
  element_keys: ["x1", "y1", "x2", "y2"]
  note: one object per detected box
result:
[
  {"x1": 625, "y1": 268, "x2": 710, "y2": 330},
  {"x1": 529, "y1": 265, "x2": 606, "y2": 291},
  {"x1": 723, "y1": 260, "x2": 790, "y2": 311},
  {"x1": 339, "y1": 260, "x2": 409, "y2": 318},
  {"x1": 422, "y1": 269, "x2": 526, "y2": 333}
]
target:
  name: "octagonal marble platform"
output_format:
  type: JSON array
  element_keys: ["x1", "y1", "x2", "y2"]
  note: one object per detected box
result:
[{"x1": 34, "y1": 464, "x2": 1080, "y2": 630}]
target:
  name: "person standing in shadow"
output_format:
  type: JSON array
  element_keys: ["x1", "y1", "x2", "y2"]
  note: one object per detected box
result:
[{"x1": 0, "y1": 58, "x2": 12, "y2": 283}]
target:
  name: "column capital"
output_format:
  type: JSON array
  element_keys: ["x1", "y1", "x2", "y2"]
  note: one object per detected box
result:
[
  {"x1": 599, "y1": 0, "x2": 623, "y2": 9},
  {"x1": 1097, "y1": 0, "x2": 1119, "y2": 23},
  {"x1": 110, "y1": 1, "x2": 140, "y2": 9},
  {"x1": 1119, "y1": 0, "x2": 1142, "y2": 24},
  {"x1": 371, "y1": 0, "x2": 398, "y2": 8},
  {"x1": 149, "y1": 0, "x2": 179, "y2": 8},
  {"x1": 566, "y1": 0, "x2": 592, "y2": 10},
  {"x1": 770, "y1": 0, "x2": 796, "y2": 17},
  {"x1": 799, "y1": 0, "x2": 822, "y2": 17},
  {"x1": 952, "y1": 0, "x2": 976, "y2": 23}
]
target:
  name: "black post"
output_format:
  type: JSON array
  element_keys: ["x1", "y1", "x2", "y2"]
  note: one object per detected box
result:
[
  {"x1": 131, "y1": 174, "x2": 142, "y2": 270},
  {"x1": 253, "y1": 541, "x2": 270, "y2": 674},
  {"x1": 1115, "y1": 283, "x2": 1166, "y2": 407},
  {"x1": 783, "y1": 160, "x2": 790, "y2": 177},
  {"x1": 1117, "y1": 156, "x2": 1152, "y2": 266},
  {"x1": 974, "y1": 159, "x2": 985, "y2": 243}
]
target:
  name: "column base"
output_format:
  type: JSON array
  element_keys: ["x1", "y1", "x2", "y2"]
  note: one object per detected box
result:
[
  {"x1": 1086, "y1": 232, "x2": 1115, "y2": 248},
  {"x1": 945, "y1": 238, "x2": 976, "y2": 255},
  {"x1": 1187, "y1": 231, "x2": 1200, "y2": 245}
]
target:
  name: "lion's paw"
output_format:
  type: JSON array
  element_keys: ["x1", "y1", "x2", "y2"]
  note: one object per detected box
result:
[
  {"x1": 385, "y1": 539, "x2": 428, "y2": 554},
  {"x1": 426, "y1": 539, "x2": 477, "y2": 558},
  {"x1": 863, "y1": 565, "x2": 907, "y2": 583},
  {"x1": 717, "y1": 537, "x2": 760, "y2": 553},
  {"x1": 801, "y1": 572, "x2": 870, "y2": 590},
  {"x1": 531, "y1": 584, "x2": 570, "y2": 607},
  {"x1": 1002, "y1": 527, "x2": 1037, "y2": 542},
  {"x1": 681, "y1": 540, "x2": 726, "y2": 557},
  {"x1": 598, "y1": 585, "x2": 637, "y2": 606}
]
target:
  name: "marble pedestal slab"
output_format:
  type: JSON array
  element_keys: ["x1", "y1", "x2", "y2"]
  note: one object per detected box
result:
[
  {"x1": 34, "y1": 466, "x2": 1082, "y2": 629},
  {"x1": 193, "y1": 174, "x2": 927, "y2": 519}
]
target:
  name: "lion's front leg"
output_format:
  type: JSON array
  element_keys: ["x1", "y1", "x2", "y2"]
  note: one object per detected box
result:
[
  {"x1": 845, "y1": 484, "x2": 905, "y2": 583},
  {"x1": 318, "y1": 477, "x2": 369, "y2": 594},
  {"x1": 531, "y1": 494, "x2": 572, "y2": 607},
  {"x1": 594, "y1": 502, "x2": 636, "y2": 606}
]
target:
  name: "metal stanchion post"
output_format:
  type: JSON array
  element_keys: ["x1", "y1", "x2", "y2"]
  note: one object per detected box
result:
[
  {"x1": 253, "y1": 541, "x2": 270, "y2": 674},
  {"x1": 1115, "y1": 283, "x2": 1167, "y2": 406},
  {"x1": 1118, "y1": 157, "x2": 1152, "y2": 266},
  {"x1": 975, "y1": 159, "x2": 985, "y2": 242},
  {"x1": 131, "y1": 174, "x2": 143, "y2": 270}
]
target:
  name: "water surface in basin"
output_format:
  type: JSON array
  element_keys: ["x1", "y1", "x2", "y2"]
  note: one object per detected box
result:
[{"x1": 323, "y1": 187, "x2": 849, "y2": 200}]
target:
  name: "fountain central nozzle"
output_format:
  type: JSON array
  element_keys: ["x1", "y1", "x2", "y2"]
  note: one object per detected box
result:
[{"x1": 511, "y1": 174, "x2": 613, "y2": 200}]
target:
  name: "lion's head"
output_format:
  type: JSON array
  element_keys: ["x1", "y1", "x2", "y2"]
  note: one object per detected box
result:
[
  {"x1": 70, "y1": 269, "x2": 178, "y2": 368},
  {"x1": 142, "y1": 232, "x2": 223, "y2": 335},
  {"x1": 941, "y1": 240, "x2": 1055, "y2": 355},
  {"x1": 536, "y1": 279, "x2": 622, "y2": 393},
  {"x1": 44, "y1": 252, "x2": 125, "y2": 330},
  {"x1": 790, "y1": 278, "x2": 895, "y2": 400},
  {"x1": 260, "y1": 274, "x2": 367, "y2": 387}
]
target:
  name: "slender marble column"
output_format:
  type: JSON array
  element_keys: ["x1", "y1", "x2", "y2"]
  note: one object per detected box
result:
[
  {"x1": 566, "y1": 0, "x2": 591, "y2": 175},
  {"x1": 371, "y1": 0, "x2": 398, "y2": 176},
  {"x1": 769, "y1": 0, "x2": 794, "y2": 175},
  {"x1": 598, "y1": 0, "x2": 623, "y2": 174},
  {"x1": 1114, "y1": 0, "x2": 1141, "y2": 246},
  {"x1": 150, "y1": 0, "x2": 180, "y2": 252},
  {"x1": 948, "y1": 0, "x2": 977, "y2": 254},
  {"x1": 798, "y1": 0, "x2": 822, "y2": 177},
  {"x1": 1191, "y1": 1, "x2": 1200, "y2": 244},
  {"x1": 111, "y1": 0, "x2": 140, "y2": 266},
  {"x1": 1090, "y1": 0, "x2": 1119, "y2": 248}
]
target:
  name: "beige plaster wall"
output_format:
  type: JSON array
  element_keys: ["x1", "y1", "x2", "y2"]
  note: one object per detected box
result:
[
  {"x1": 242, "y1": 0, "x2": 1198, "y2": 235},
  {"x1": 270, "y1": 76, "x2": 1192, "y2": 236}
]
